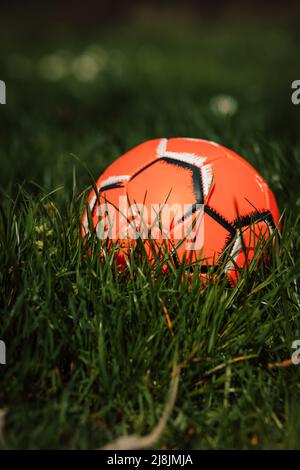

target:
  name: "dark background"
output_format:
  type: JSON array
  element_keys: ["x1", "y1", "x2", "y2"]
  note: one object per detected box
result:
[
  {"x1": 1, "y1": 1, "x2": 300, "y2": 451},
  {"x1": 0, "y1": 0, "x2": 300, "y2": 198}
]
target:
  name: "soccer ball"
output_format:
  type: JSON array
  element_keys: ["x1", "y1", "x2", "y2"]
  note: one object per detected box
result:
[{"x1": 82, "y1": 138, "x2": 280, "y2": 281}]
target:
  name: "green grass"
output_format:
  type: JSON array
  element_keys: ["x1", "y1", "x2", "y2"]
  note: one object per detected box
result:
[{"x1": 1, "y1": 14, "x2": 300, "y2": 449}]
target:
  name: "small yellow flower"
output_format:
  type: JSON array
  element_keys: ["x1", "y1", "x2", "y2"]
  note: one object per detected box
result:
[
  {"x1": 72, "y1": 283, "x2": 79, "y2": 295},
  {"x1": 35, "y1": 224, "x2": 46, "y2": 234},
  {"x1": 35, "y1": 240, "x2": 44, "y2": 251}
]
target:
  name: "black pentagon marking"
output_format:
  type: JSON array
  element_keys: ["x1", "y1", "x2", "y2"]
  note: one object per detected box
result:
[
  {"x1": 192, "y1": 169, "x2": 204, "y2": 204},
  {"x1": 177, "y1": 202, "x2": 200, "y2": 223},
  {"x1": 204, "y1": 205, "x2": 236, "y2": 235},
  {"x1": 234, "y1": 210, "x2": 275, "y2": 230},
  {"x1": 91, "y1": 182, "x2": 125, "y2": 216},
  {"x1": 129, "y1": 157, "x2": 205, "y2": 204},
  {"x1": 100, "y1": 182, "x2": 124, "y2": 192},
  {"x1": 218, "y1": 231, "x2": 241, "y2": 266},
  {"x1": 198, "y1": 264, "x2": 217, "y2": 273},
  {"x1": 130, "y1": 160, "x2": 158, "y2": 180},
  {"x1": 162, "y1": 157, "x2": 204, "y2": 204},
  {"x1": 222, "y1": 232, "x2": 237, "y2": 252},
  {"x1": 219, "y1": 209, "x2": 276, "y2": 265}
]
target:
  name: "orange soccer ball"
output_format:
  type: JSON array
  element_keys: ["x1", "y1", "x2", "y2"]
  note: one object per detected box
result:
[{"x1": 82, "y1": 138, "x2": 280, "y2": 281}]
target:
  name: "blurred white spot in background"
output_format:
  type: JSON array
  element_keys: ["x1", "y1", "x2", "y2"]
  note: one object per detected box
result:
[
  {"x1": 84, "y1": 44, "x2": 108, "y2": 72},
  {"x1": 72, "y1": 53, "x2": 99, "y2": 82},
  {"x1": 38, "y1": 53, "x2": 69, "y2": 81},
  {"x1": 210, "y1": 94, "x2": 238, "y2": 116},
  {"x1": 35, "y1": 45, "x2": 127, "y2": 84}
]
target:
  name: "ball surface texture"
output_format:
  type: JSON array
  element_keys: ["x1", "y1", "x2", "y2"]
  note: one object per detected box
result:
[{"x1": 82, "y1": 138, "x2": 280, "y2": 280}]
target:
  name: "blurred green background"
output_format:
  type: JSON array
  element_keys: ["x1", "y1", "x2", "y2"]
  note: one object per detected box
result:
[
  {"x1": 0, "y1": 2, "x2": 299, "y2": 206},
  {"x1": 1, "y1": 1, "x2": 300, "y2": 450}
]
